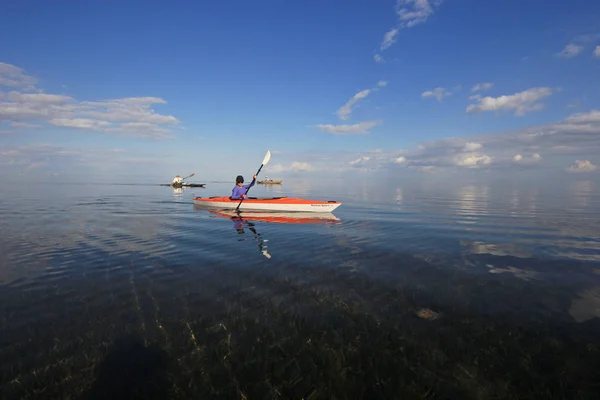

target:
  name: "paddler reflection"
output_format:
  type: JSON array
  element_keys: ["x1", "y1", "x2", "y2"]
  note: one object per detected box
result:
[{"x1": 231, "y1": 216, "x2": 272, "y2": 259}]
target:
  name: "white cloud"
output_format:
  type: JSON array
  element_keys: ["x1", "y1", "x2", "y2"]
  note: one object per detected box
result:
[
  {"x1": 512, "y1": 153, "x2": 541, "y2": 164},
  {"x1": 50, "y1": 118, "x2": 111, "y2": 130},
  {"x1": 471, "y1": 82, "x2": 494, "y2": 93},
  {"x1": 0, "y1": 143, "x2": 164, "y2": 175},
  {"x1": 556, "y1": 43, "x2": 584, "y2": 58},
  {"x1": 326, "y1": 81, "x2": 390, "y2": 131},
  {"x1": 374, "y1": 54, "x2": 385, "y2": 63},
  {"x1": 7, "y1": 92, "x2": 73, "y2": 104},
  {"x1": 463, "y1": 142, "x2": 482, "y2": 151},
  {"x1": 336, "y1": 89, "x2": 371, "y2": 120},
  {"x1": 466, "y1": 87, "x2": 553, "y2": 116},
  {"x1": 381, "y1": 28, "x2": 400, "y2": 51},
  {"x1": 0, "y1": 61, "x2": 181, "y2": 139},
  {"x1": 316, "y1": 120, "x2": 381, "y2": 135},
  {"x1": 79, "y1": 98, "x2": 179, "y2": 125},
  {"x1": 335, "y1": 80, "x2": 390, "y2": 120},
  {"x1": 553, "y1": 34, "x2": 600, "y2": 61},
  {"x1": 454, "y1": 154, "x2": 492, "y2": 167},
  {"x1": 0, "y1": 93, "x2": 76, "y2": 120},
  {"x1": 9, "y1": 121, "x2": 42, "y2": 129},
  {"x1": 397, "y1": 0, "x2": 441, "y2": 28},
  {"x1": 421, "y1": 87, "x2": 451, "y2": 101},
  {"x1": 104, "y1": 122, "x2": 172, "y2": 139},
  {"x1": 564, "y1": 109, "x2": 600, "y2": 124},
  {"x1": 349, "y1": 156, "x2": 370, "y2": 166},
  {"x1": 566, "y1": 160, "x2": 598, "y2": 173},
  {"x1": 0, "y1": 61, "x2": 38, "y2": 91},
  {"x1": 268, "y1": 161, "x2": 316, "y2": 173},
  {"x1": 288, "y1": 162, "x2": 314, "y2": 172},
  {"x1": 573, "y1": 33, "x2": 600, "y2": 43},
  {"x1": 318, "y1": 107, "x2": 600, "y2": 173},
  {"x1": 380, "y1": 0, "x2": 443, "y2": 51},
  {"x1": 341, "y1": 150, "x2": 397, "y2": 172}
]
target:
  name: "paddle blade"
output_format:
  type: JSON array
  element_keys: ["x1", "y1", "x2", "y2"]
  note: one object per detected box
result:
[{"x1": 262, "y1": 150, "x2": 271, "y2": 166}]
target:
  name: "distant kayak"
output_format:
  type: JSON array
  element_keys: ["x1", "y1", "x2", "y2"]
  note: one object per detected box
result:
[
  {"x1": 257, "y1": 176, "x2": 282, "y2": 184},
  {"x1": 192, "y1": 196, "x2": 341, "y2": 212},
  {"x1": 160, "y1": 183, "x2": 206, "y2": 188},
  {"x1": 207, "y1": 209, "x2": 340, "y2": 224}
]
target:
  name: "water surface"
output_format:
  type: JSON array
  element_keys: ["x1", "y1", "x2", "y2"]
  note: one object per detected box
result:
[{"x1": 1, "y1": 179, "x2": 600, "y2": 398}]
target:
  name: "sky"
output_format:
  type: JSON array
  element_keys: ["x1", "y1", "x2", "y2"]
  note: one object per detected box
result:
[{"x1": 1, "y1": 0, "x2": 600, "y2": 184}]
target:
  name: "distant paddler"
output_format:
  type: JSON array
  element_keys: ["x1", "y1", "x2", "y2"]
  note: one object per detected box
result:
[
  {"x1": 257, "y1": 175, "x2": 283, "y2": 185},
  {"x1": 170, "y1": 173, "x2": 195, "y2": 187}
]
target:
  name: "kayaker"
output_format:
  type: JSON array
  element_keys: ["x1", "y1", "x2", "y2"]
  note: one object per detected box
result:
[{"x1": 230, "y1": 174, "x2": 257, "y2": 200}]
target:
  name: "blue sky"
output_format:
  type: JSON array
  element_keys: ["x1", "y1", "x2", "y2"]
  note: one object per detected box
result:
[{"x1": 1, "y1": 0, "x2": 600, "y2": 183}]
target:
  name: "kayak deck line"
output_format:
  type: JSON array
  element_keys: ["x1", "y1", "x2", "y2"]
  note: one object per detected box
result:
[{"x1": 192, "y1": 196, "x2": 341, "y2": 213}]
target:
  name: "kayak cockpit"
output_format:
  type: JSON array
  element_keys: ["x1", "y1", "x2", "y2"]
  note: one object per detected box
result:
[{"x1": 247, "y1": 196, "x2": 288, "y2": 200}]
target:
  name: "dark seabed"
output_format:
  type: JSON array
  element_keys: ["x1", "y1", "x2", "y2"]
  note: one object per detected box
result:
[{"x1": 1, "y1": 179, "x2": 600, "y2": 399}]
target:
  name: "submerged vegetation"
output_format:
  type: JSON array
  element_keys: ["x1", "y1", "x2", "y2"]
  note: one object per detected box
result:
[{"x1": 1, "y1": 250, "x2": 600, "y2": 399}]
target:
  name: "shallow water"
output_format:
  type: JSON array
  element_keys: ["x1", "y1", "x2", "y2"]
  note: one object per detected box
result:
[{"x1": 1, "y1": 179, "x2": 600, "y2": 398}]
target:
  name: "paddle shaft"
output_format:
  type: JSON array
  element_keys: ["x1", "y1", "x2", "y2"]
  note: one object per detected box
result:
[{"x1": 235, "y1": 164, "x2": 265, "y2": 211}]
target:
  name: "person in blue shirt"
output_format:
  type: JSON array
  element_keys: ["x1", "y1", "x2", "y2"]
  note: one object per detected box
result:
[{"x1": 230, "y1": 174, "x2": 257, "y2": 200}]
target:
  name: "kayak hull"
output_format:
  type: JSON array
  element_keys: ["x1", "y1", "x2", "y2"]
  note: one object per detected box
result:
[
  {"x1": 257, "y1": 180, "x2": 282, "y2": 185},
  {"x1": 207, "y1": 210, "x2": 340, "y2": 224},
  {"x1": 192, "y1": 196, "x2": 341, "y2": 213}
]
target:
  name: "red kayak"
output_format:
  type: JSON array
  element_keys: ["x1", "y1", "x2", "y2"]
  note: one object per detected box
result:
[{"x1": 192, "y1": 196, "x2": 341, "y2": 213}]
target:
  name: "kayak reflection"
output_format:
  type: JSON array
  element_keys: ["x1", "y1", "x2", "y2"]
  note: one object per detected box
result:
[
  {"x1": 202, "y1": 209, "x2": 341, "y2": 225},
  {"x1": 193, "y1": 207, "x2": 341, "y2": 259}
]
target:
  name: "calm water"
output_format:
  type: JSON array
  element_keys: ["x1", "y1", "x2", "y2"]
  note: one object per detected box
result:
[{"x1": 1, "y1": 179, "x2": 600, "y2": 399}]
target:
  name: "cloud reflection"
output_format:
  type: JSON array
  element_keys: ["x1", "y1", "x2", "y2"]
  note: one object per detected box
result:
[{"x1": 569, "y1": 287, "x2": 600, "y2": 323}]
